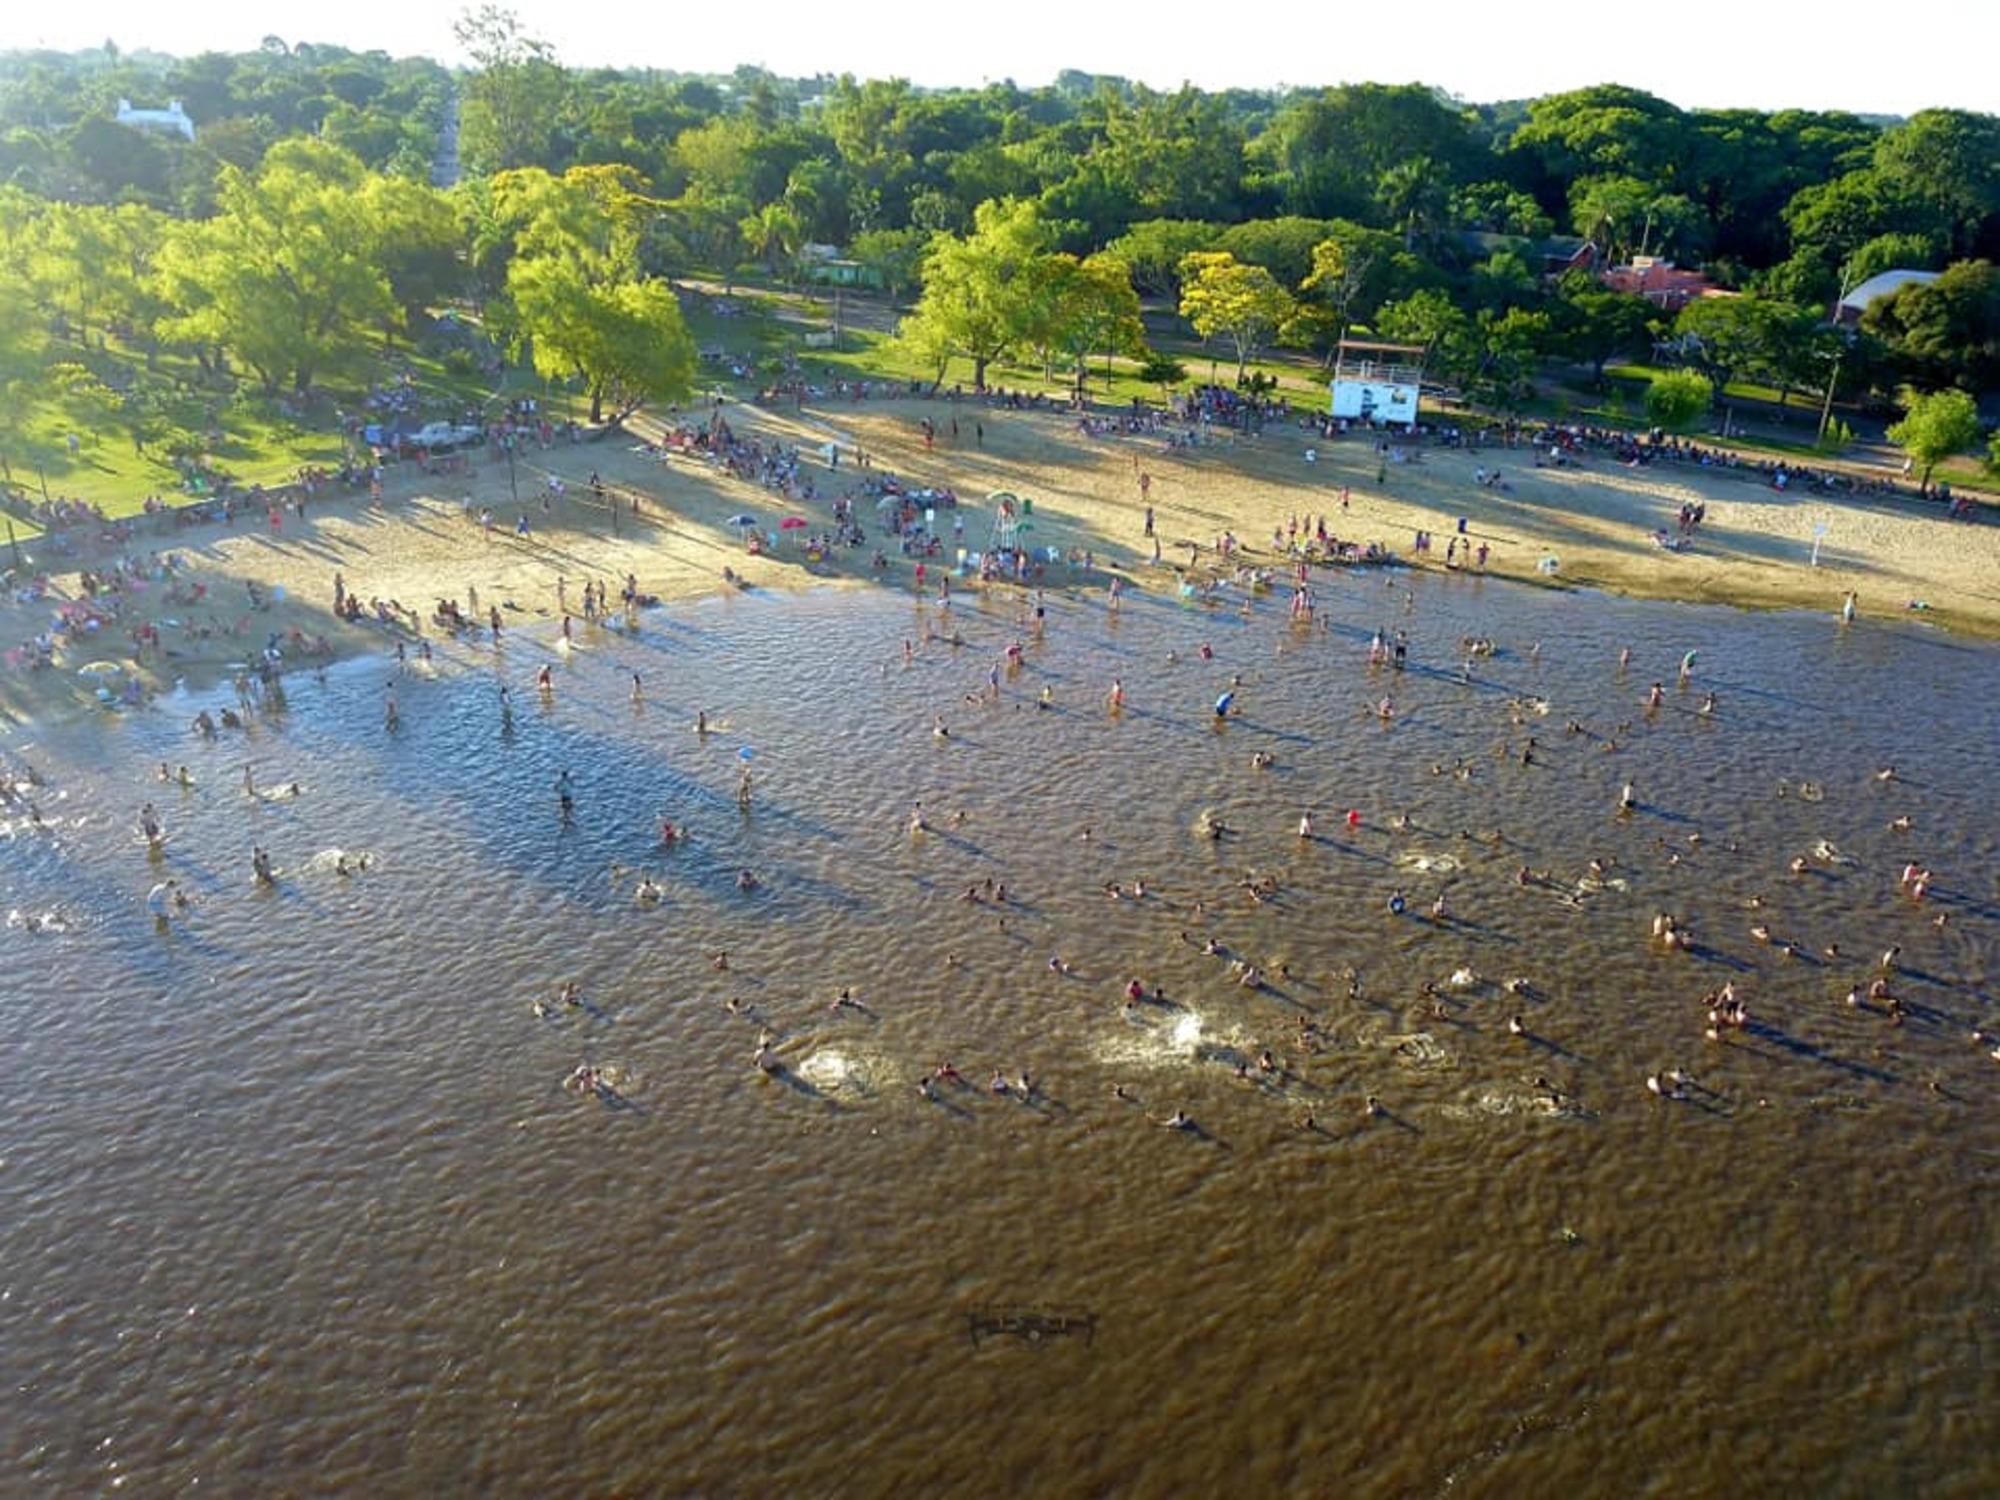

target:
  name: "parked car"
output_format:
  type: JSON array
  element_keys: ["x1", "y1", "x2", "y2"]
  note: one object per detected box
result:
[{"x1": 410, "y1": 421, "x2": 484, "y2": 450}]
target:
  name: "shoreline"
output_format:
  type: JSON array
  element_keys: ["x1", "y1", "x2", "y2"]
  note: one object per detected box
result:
[{"x1": 8, "y1": 394, "x2": 1998, "y2": 730}]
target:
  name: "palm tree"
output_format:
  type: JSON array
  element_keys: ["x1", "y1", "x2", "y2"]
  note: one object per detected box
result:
[
  {"x1": 1375, "y1": 157, "x2": 1447, "y2": 253},
  {"x1": 740, "y1": 202, "x2": 803, "y2": 281}
]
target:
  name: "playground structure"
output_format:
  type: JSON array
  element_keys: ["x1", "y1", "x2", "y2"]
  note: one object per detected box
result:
[
  {"x1": 987, "y1": 491, "x2": 1024, "y2": 555},
  {"x1": 1330, "y1": 338, "x2": 1426, "y2": 428}
]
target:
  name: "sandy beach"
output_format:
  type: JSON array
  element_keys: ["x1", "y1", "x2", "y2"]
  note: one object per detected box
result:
[{"x1": 8, "y1": 392, "x2": 1999, "y2": 723}]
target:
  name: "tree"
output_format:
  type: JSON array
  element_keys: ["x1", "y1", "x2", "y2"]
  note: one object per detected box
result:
[
  {"x1": 1375, "y1": 156, "x2": 1448, "y2": 252},
  {"x1": 510, "y1": 267, "x2": 696, "y2": 424},
  {"x1": 1872, "y1": 110, "x2": 2000, "y2": 259},
  {"x1": 153, "y1": 140, "x2": 396, "y2": 392},
  {"x1": 1887, "y1": 386, "x2": 1981, "y2": 491},
  {"x1": 1862, "y1": 259, "x2": 2000, "y2": 392},
  {"x1": 1104, "y1": 218, "x2": 1221, "y2": 297},
  {"x1": 1450, "y1": 180, "x2": 1552, "y2": 239},
  {"x1": 1468, "y1": 306, "x2": 1553, "y2": 410},
  {"x1": 1041, "y1": 251, "x2": 1145, "y2": 394},
  {"x1": 1375, "y1": 287, "x2": 1474, "y2": 387},
  {"x1": 1375, "y1": 287, "x2": 1469, "y2": 357},
  {"x1": 1645, "y1": 368, "x2": 1711, "y2": 433},
  {"x1": 739, "y1": 201, "x2": 803, "y2": 278},
  {"x1": 359, "y1": 175, "x2": 463, "y2": 333},
  {"x1": 1509, "y1": 85, "x2": 1693, "y2": 189},
  {"x1": 1136, "y1": 350, "x2": 1187, "y2": 398},
  {"x1": 848, "y1": 227, "x2": 930, "y2": 301},
  {"x1": 25, "y1": 200, "x2": 119, "y2": 343},
  {"x1": 1568, "y1": 175, "x2": 1706, "y2": 268},
  {"x1": 897, "y1": 197, "x2": 1054, "y2": 391},
  {"x1": 1178, "y1": 251, "x2": 1295, "y2": 382},
  {"x1": 1295, "y1": 223, "x2": 1409, "y2": 362},
  {"x1": 497, "y1": 165, "x2": 694, "y2": 422},
  {"x1": 1119, "y1": 85, "x2": 1245, "y2": 224},
  {"x1": 1216, "y1": 216, "x2": 1337, "y2": 292},
  {"x1": 454, "y1": 5, "x2": 568, "y2": 175},
  {"x1": 1781, "y1": 170, "x2": 1926, "y2": 284},
  {"x1": 1671, "y1": 295, "x2": 1788, "y2": 403},
  {"x1": 1252, "y1": 83, "x2": 1478, "y2": 222},
  {"x1": 1841, "y1": 232, "x2": 1942, "y2": 288},
  {"x1": 1551, "y1": 277, "x2": 1656, "y2": 385}
]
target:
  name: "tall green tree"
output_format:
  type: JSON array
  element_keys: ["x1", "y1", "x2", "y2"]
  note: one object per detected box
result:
[
  {"x1": 739, "y1": 201, "x2": 803, "y2": 278},
  {"x1": 1645, "y1": 368, "x2": 1711, "y2": 433},
  {"x1": 1252, "y1": 83, "x2": 1477, "y2": 222},
  {"x1": 1872, "y1": 110, "x2": 2000, "y2": 259},
  {"x1": 1104, "y1": 219, "x2": 1222, "y2": 297},
  {"x1": 1029, "y1": 251, "x2": 1145, "y2": 393},
  {"x1": 847, "y1": 227, "x2": 930, "y2": 300},
  {"x1": 1671, "y1": 295, "x2": 1788, "y2": 403},
  {"x1": 897, "y1": 197, "x2": 1054, "y2": 390},
  {"x1": 1375, "y1": 287, "x2": 1474, "y2": 384},
  {"x1": 1296, "y1": 223, "x2": 1409, "y2": 355},
  {"x1": 454, "y1": 5, "x2": 569, "y2": 175},
  {"x1": 1886, "y1": 386, "x2": 1981, "y2": 490},
  {"x1": 1509, "y1": 85, "x2": 1693, "y2": 190},
  {"x1": 1862, "y1": 259, "x2": 2000, "y2": 392},
  {"x1": 1375, "y1": 156, "x2": 1450, "y2": 253},
  {"x1": 1178, "y1": 251, "x2": 1295, "y2": 383},
  {"x1": 153, "y1": 140, "x2": 395, "y2": 392},
  {"x1": 509, "y1": 265, "x2": 695, "y2": 424},
  {"x1": 1550, "y1": 276, "x2": 1656, "y2": 385},
  {"x1": 496, "y1": 165, "x2": 694, "y2": 422}
]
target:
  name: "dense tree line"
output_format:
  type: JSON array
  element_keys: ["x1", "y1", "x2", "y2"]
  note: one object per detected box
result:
[{"x1": 2, "y1": 20, "x2": 1996, "y2": 483}]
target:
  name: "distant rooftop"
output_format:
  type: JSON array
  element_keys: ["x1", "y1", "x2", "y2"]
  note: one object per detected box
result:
[
  {"x1": 1837, "y1": 268, "x2": 1938, "y2": 319},
  {"x1": 114, "y1": 98, "x2": 195, "y2": 141}
]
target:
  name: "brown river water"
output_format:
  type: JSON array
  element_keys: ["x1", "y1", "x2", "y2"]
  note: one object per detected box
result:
[{"x1": 3, "y1": 568, "x2": 1996, "y2": 1497}]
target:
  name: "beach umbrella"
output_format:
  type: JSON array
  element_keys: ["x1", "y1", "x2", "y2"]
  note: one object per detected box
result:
[
  {"x1": 726, "y1": 514, "x2": 758, "y2": 527},
  {"x1": 875, "y1": 495, "x2": 902, "y2": 510},
  {"x1": 779, "y1": 517, "x2": 808, "y2": 530},
  {"x1": 76, "y1": 661, "x2": 124, "y2": 677}
]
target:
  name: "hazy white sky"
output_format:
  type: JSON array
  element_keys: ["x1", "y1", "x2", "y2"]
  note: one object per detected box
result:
[{"x1": 3, "y1": 0, "x2": 1987, "y2": 118}]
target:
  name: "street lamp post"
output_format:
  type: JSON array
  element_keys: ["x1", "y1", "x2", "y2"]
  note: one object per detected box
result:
[
  {"x1": 1816, "y1": 333, "x2": 1851, "y2": 447},
  {"x1": 1818, "y1": 268, "x2": 1863, "y2": 447}
]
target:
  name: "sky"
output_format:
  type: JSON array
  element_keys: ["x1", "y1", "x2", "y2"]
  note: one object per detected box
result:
[{"x1": 2, "y1": 0, "x2": 1990, "y2": 119}]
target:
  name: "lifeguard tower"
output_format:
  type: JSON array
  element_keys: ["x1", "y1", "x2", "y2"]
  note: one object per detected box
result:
[
  {"x1": 1330, "y1": 338, "x2": 1426, "y2": 428},
  {"x1": 988, "y1": 491, "x2": 1022, "y2": 555}
]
